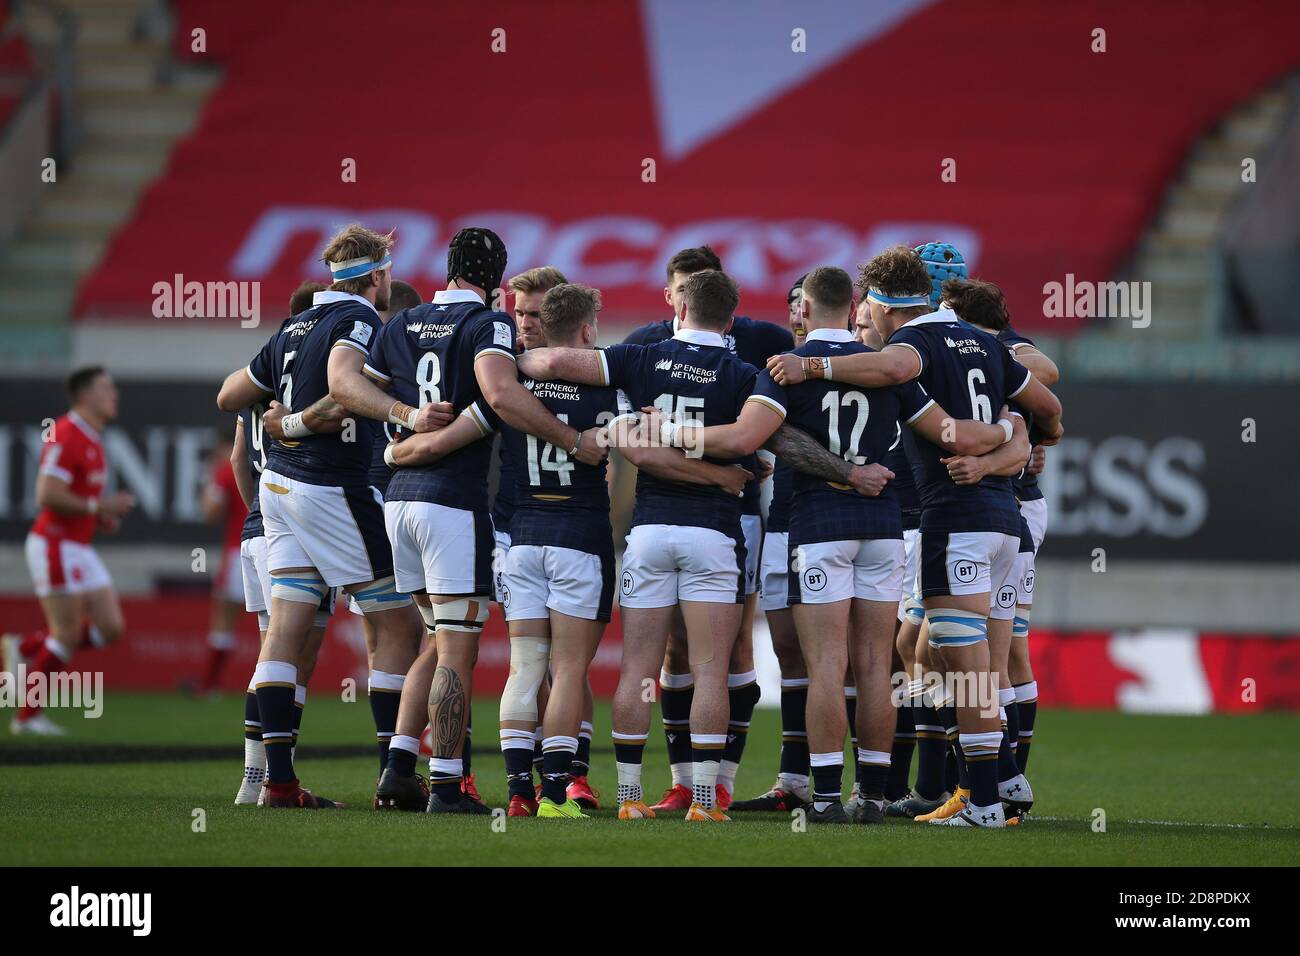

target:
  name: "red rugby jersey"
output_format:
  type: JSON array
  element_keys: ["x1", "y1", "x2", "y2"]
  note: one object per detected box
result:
[{"x1": 31, "y1": 412, "x2": 107, "y2": 544}]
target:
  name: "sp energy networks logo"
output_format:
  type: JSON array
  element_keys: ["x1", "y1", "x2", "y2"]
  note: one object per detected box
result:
[{"x1": 50, "y1": 886, "x2": 151, "y2": 936}]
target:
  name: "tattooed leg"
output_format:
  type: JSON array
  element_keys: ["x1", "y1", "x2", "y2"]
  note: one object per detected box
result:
[
  {"x1": 428, "y1": 664, "x2": 467, "y2": 757},
  {"x1": 425, "y1": 630, "x2": 478, "y2": 800}
]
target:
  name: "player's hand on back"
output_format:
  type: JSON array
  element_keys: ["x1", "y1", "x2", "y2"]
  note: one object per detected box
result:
[
  {"x1": 1028, "y1": 444, "x2": 1047, "y2": 475},
  {"x1": 1038, "y1": 419, "x2": 1064, "y2": 445},
  {"x1": 849, "y1": 462, "x2": 893, "y2": 497},
  {"x1": 574, "y1": 427, "x2": 608, "y2": 466},
  {"x1": 412, "y1": 401, "x2": 456, "y2": 433},
  {"x1": 940, "y1": 454, "x2": 987, "y2": 486},
  {"x1": 261, "y1": 400, "x2": 287, "y2": 439},
  {"x1": 766, "y1": 352, "x2": 805, "y2": 386},
  {"x1": 716, "y1": 464, "x2": 753, "y2": 498},
  {"x1": 753, "y1": 456, "x2": 774, "y2": 482}
]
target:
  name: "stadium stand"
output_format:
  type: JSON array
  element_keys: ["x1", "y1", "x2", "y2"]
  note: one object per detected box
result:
[
  {"x1": 0, "y1": 0, "x2": 218, "y2": 363},
  {"x1": 55, "y1": 0, "x2": 1300, "y2": 343}
]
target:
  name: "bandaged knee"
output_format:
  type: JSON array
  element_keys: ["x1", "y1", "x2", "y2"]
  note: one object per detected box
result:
[
  {"x1": 902, "y1": 592, "x2": 925, "y2": 626},
  {"x1": 1012, "y1": 609, "x2": 1031, "y2": 639},
  {"x1": 351, "y1": 575, "x2": 412, "y2": 614},
  {"x1": 501, "y1": 636, "x2": 550, "y2": 722},
  {"x1": 432, "y1": 596, "x2": 491, "y2": 633},
  {"x1": 416, "y1": 601, "x2": 438, "y2": 632},
  {"x1": 270, "y1": 571, "x2": 329, "y2": 605},
  {"x1": 925, "y1": 608, "x2": 988, "y2": 647}
]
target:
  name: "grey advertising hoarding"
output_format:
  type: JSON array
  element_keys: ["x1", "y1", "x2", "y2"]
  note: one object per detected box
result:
[{"x1": 0, "y1": 379, "x2": 1295, "y2": 562}]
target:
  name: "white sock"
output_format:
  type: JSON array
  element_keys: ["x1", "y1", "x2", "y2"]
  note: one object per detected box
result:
[
  {"x1": 615, "y1": 761, "x2": 643, "y2": 804},
  {"x1": 670, "y1": 762, "x2": 693, "y2": 788},
  {"x1": 692, "y1": 760, "x2": 720, "y2": 809},
  {"x1": 243, "y1": 738, "x2": 266, "y2": 778},
  {"x1": 718, "y1": 759, "x2": 739, "y2": 793}
]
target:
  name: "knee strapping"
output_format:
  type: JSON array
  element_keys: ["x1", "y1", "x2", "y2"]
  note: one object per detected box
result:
[
  {"x1": 902, "y1": 593, "x2": 925, "y2": 626},
  {"x1": 270, "y1": 571, "x2": 329, "y2": 605},
  {"x1": 433, "y1": 596, "x2": 491, "y2": 633},
  {"x1": 1012, "y1": 610, "x2": 1031, "y2": 639},
  {"x1": 501, "y1": 636, "x2": 550, "y2": 722},
  {"x1": 925, "y1": 608, "x2": 987, "y2": 647},
  {"x1": 351, "y1": 575, "x2": 412, "y2": 614}
]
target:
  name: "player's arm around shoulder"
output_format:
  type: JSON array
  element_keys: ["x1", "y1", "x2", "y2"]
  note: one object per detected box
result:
[
  {"x1": 515, "y1": 346, "x2": 607, "y2": 385},
  {"x1": 766, "y1": 342, "x2": 918, "y2": 387},
  {"x1": 1009, "y1": 343, "x2": 1059, "y2": 388},
  {"x1": 216, "y1": 364, "x2": 271, "y2": 412}
]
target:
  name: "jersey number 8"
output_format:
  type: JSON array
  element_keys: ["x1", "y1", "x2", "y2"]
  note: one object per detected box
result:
[{"x1": 416, "y1": 352, "x2": 442, "y2": 405}]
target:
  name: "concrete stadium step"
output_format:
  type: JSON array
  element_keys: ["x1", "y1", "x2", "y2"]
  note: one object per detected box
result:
[
  {"x1": 0, "y1": 237, "x2": 104, "y2": 274},
  {"x1": 79, "y1": 102, "x2": 200, "y2": 139}
]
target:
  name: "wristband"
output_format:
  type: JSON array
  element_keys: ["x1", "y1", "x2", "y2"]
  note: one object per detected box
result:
[
  {"x1": 387, "y1": 402, "x2": 418, "y2": 431},
  {"x1": 801, "y1": 356, "x2": 832, "y2": 381},
  {"x1": 280, "y1": 411, "x2": 314, "y2": 438},
  {"x1": 567, "y1": 433, "x2": 582, "y2": 457},
  {"x1": 997, "y1": 418, "x2": 1014, "y2": 444},
  {"x1": 383, "y1": 443, "x2": 399, "y2": 468},
  {"x1": 86, "y1": 497, "x2": 98, "y2": 516}
]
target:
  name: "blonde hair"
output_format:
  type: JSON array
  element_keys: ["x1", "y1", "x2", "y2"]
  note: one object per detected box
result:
[
  {"x1": 508, "y1": 266, "x2": 569, "y2": 296},
  {"x1": 321, "y1": 223, "x2": 394, "y2": 295}
]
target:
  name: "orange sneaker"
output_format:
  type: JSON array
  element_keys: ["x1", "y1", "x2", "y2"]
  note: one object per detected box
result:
[
  {"x1": 684, "y1": 802, "x2": 730, "y2": 822},
  {"x1": 716, "y1": 784, "x2": 732, "y2": 811},
  {"x1": 461, "y1": 774, "x2": 483, "y2": 804},
  {"x1": 507, "y1": 794, "x2": 538, "y2": 817},
  {"x1": 915, "y1": 787, "x2": 969, "y2": 822},
  {"x1": 618, "y1": 800, "x2": 657, "y2": 820},
  {"x1": 651, "y1": 783, "x2": 692, "y2": 812},
  {"x1": 567, "y1": 775, "x2": 601, "y2": 810}
]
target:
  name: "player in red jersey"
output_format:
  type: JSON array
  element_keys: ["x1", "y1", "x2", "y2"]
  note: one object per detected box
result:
[
  {"x1": 193, "y1": 441, "x2": 250, "y2": 694},
  {"x1": 3, "y1": 367, "x2": 135, "y2": 735}
]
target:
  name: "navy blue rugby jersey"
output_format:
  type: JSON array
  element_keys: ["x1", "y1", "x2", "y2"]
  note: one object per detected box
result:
[
  {"x1": 884, "y1": 424, "x2": 921, "y2": 530},
  {"x1": 599, "y1": 328, "x2": 757, "y2": 534},
  {"x1": 887, "y1": 308, "x2": 1031, "y2": 536},
  {"x1": 767, "y1": 461, "x2": 793, "y2": 534},
  {"x1": 623, "y1": 315, "x2": 792, "y2": 517},
  {"x1": 246, "y1": 292, "x2": 380, "y2": 486},
  {"x1": 502, "y1": 376, "x2": 620, "y2": 554},
  {"x1": 997, "y1": 324, "x2": 1044, "y2": 503},
  {"x1": 490, "y1": 436, "x2": 518, "y2": 531},
  {"x1": 362, "y1": 290, "x2": 512, "y2": 512},
  {"x1": 238, "y1": 401, "x2": 268, "y2": 542},
  {"x1": 751, "y1": 329, "x2": 931, "y2": 546}
]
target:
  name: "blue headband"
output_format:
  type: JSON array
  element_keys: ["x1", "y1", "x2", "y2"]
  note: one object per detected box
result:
[
  {"x1": 866, "y1": 287, "x2": 931, "y2": 308},
  {"x1": 328, "y1": 252, "x2": 393, "y2": 281}
]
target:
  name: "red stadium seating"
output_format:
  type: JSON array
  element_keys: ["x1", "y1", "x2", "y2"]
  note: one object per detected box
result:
[{"x1": 74, "y1": 0, "x2": 1300, "y2": 330}]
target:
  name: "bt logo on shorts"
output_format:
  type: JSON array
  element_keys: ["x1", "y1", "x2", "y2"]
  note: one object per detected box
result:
[
  {"x1": 621, "y1": 571, "x2": 634, "y2": 595},
  {"x1": 1023, "y1": 569, "x2": 1036, "y2": 592},
  {"x1": 997, "y1": 586, "x2": 1016, "y2": 609},
  {"x1": 498, "y1": 583, "x2": 511, "y2": 606},
  {"x1": 802, "y1": 566, "x2": 827, "y2": 592},
  {"x1": 951, "y1": 560, "x2": 977, "y2": 583}
]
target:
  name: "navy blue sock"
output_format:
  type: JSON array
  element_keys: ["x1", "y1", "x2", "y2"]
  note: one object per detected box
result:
[
  {"x1": 779, "y1": 684, "x2": 810, "y2": 777},
  {"x1": 255, "y1": 679, "x2": 297, "y2": 784},
  {"x1": 913, "y1": 701, "x2": 946, "y2": 800},
  {"x1": 887, "y1": 704, "x2": 916, "y2": 801},
  {"x1": 541, "y1": 747, "x2": 573, "y2": 804},
  {"x1": 723, "y1": 678, "x2": 761, "y2": 767},
  {"x1": 369, "y1": 689, "x2": 401, "y2": 776},
  {"x1": 660, "y1": 681, "x2": 694, "y2": 772}
]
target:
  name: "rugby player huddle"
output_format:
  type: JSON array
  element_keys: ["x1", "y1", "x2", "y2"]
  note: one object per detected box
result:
[{"x1": 215, "y1": 222, "x2": 1061, "y2": 828}]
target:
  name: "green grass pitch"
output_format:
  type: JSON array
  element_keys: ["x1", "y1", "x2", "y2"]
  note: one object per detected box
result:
[{"x1": 2, "y1": 693, "x2": 1297, "y2": 866}]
